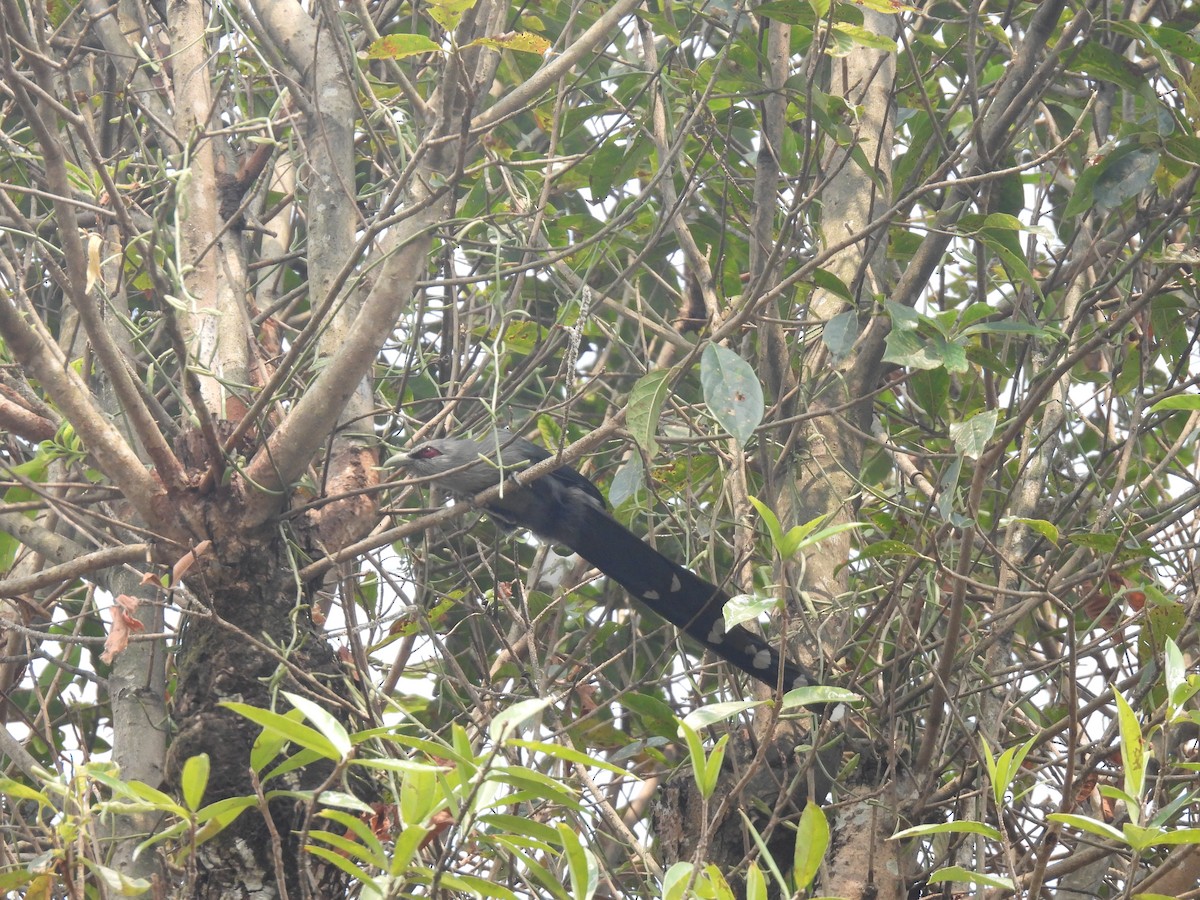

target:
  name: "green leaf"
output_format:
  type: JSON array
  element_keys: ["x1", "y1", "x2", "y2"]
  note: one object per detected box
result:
[
  {"x1": 304, "y1": 845, "x2": 378, "y2": 888},
  {"x1": 398, "y1": 765, "x2": 440, "y2": 827},
  {"x1": 982, "y1": 734, "x2": 1036, "y2": 809},
  {"x1": 1067, "y1": 532, "x2": 1119, "y2": 553},
  {"x1": 426, "y1": 0, "x2": 477, "y2": 32},
  {"x1": 1003, "y1": 517, "x2": 1059, "y2": 544},
  {"x1": 620, "y1": 692, "x2": 678, "y2": 738},
  {"x1": 180, "y1": 753, "x2": 209, "y2": 813},
  {"x1": 608, "y1": 456, "x2": 645, "y2": 507},
  {"x1": 781, "y1": 685, "x2": 860, "y2": 708},
  {"x1": 892, "y1": 820, "x2": 1003, "y2": 841},
  {"x1": 700, "y1": 865, "x2": 735, "y2": 900},
  {"x1": 363, "y1": 33, "x2": 442, "y2": 59},
  {"x1": 79, "y1": 859, "x2": 152, "y2": 896},
  {"x1": 1064, "y1": 40, "x2": 1147, "y2": 92},
  {"x1": 783, "y1": 521, "x2": 864, "y2": 559},
  {"x1": 722, "y1": 593, "x2": 781, "y2": 630},
  {"x1": 317, "y1": 809, "x2": 387, "y2": 865},
  {"x1": 823, "y1": 309, "x2": 858, "y2": 361},
  {"x1": 700, "y1": 734, "x2": 729, "y2": 799},
  {"x1": 677, "y1": 718, "x2": 709, "y2": 797},
  {"x1": 0, "y1": 778, "x2": 54, "y2": 808},
  {"x1": 466, "y1": 32, "x2": 551, "y2": 55},
  {"x1": 949, "y1": 409, "x2": 997, "y2": 459},
  {"x1": 745, "y1": 861, "x2": 767, "y2": 900},
  {"x1": 221, "y1": 701, "x2": 342, "y2": 761},
  {"x1": 557, "y1": 822, "x2": 599, "y2": 900},
  {"x1": 909, "y1": 368, "x2": 949, "y2": 418},
  {"x1": 1115, "y1": 690, "x2": 1146, "y2": 823},
  {"x1": 507, "y1": 739, "x2": 639, "y2": 778},
  {"x1": 831, "y1": 22, "x2": 898, "y2": 52},
  {"x1": 881, "y1": 327, "x2": 949, "y2": 371},
  {"x1": 754, "y1": 1, "x2": 817, "y2": 25},
  {"x1": 627, "y1": 368, "x2": 672, "y2": 458},
  {"x1": 793, "y1": 803, "x2": 830, "y2": 888},
  {"x1": 682, "y1": 700, "x2": 764, "y2": 731},
  {"x1": 927, "y1": 866, "x2": 1015, "y2": 890},
  {"x1": 588, "y1": 141, "x2": 621, "y2": 201},
  {"x1": 488, "y1": 696, "x2": 555, "y2": 742},
  {"x1": 662, "y1": 862, "x2": 695, "y2": 900},
  {"x1": 1048, "y1": 812, "x2": 1128, "y2": 844},
  {"x1": 700, "y1": 343, "x2": 765, "y2": 446},
  {"x1": 748, "y1": 496, "x2": 785, "y2": 553},
  {"x1": 1150, "y1": 393, "x2": 1200, "y2": 412},
  {"x1": 283, "y1": 692, "x2": 353, "y2": 759}
]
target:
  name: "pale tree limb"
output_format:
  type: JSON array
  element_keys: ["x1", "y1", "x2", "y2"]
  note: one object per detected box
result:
[
  {"x1": 0, "y1": 33, "x2": 186, "y2": 495},
  {"x1": 0, "y1": 292, "x2": 170, "y2": 527},
  {"x1": 472, "y1": 0, "x2": 643, "y2": 131}
]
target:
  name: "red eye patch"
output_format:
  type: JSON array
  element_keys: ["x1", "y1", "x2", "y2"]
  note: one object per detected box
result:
[{"x1": 412, "y1": 446, "x2": 442, "y2": 460}]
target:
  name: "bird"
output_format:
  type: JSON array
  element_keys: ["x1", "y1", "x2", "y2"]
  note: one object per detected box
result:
[{"x1": 389, "y1": 430, "x2": 813, "y2": 691}]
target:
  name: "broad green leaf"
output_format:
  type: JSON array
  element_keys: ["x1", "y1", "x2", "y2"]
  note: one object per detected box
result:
[
  {"x1": 627, "y1": 368, "x2": 672, "y2": 458},
  {"x1": 1064, "y1": 40, "x2": 1146, "y2": 92},
  {"x1": 1150, "y1": 393, "x2": 1200, "y2": 412},
  {"x1": 221, "y1": 701, "x2": 341, "y2": 761},
  {"x1": 488, "y1": 696, "x2": 555, "y2": 741},
  {"x1": 793, "y1": 802, "x2": 830, "y2": 888},
  {"x1": 507, "y1": 739, "x2": 639, "y2": 778},
  {"x1": 620, "y1": 692, "x2": 677, "y2": 738},
  {"x1": 746, "y1": 861, "x2": 767, "y2": 900},
  {"x1": 398, "y1": 765, "x2": 441, "y2": 827},
  {"x1": 701, "y1": 864, "x2": 736, "y2": 900},
  {"x1": 823, "y1": 310, "x2": 858, "y2": 361},
  {"x1": 722, "y1": 593, "x2": 781, "y2": 630},
  {"x1": 426, "y1": 0, "x2": 477, "y2": 32},
  {"x1": 781, "y1": 685, "x2": 860, "y2": 708},
  {"x1": 682, "y1": 700, "x2": 763, "y2": 730},
  {"x1": 0, "y1": 778, "x2": 54, "y2": 807},
  {"x1": 892, "y1": 820, "x2": 1003, "y2": 841},
  {"x1": 78, "y1": 859, "x2": 151, "y2": 896},
  {"x1": 701, "y1": 734, "x2": 730, "y2": 799},
  {"x1": 1115, "y1": 691, "x2": 1146, "y2": 823},
  {"x1": 927, "y1": 866, "x2": 1015, "y2": 890},
  {"x1": 1003, "y1": 517, "x2": 1059, "y2": 544},
  {"x1": 283, "y1": 692, "x2": 353, "y2": 759},
  {"x1": 557, "y1": 823, "x2": 598, "y2": 900},
  {"x1": 754, "y1": 1, "x2": 817, "y2": 25},
  {"x1": 748, "y1": 496, "x2": 785, "y2": 553},
  {"x1": 662, "y1": 862, "x2": 695, "y2": 900},
  {"x1": 832, "y1": 22, "x2": 898, "y2": 52},
  {"x1": 467, "y1": 32, "x2": 551, "y2": 55},
  {"x1": 1049, "y1": 813, "x2": 1127, "y2": 844},
  {"x1": 700, "y1": 343, "x2": 764, "y2": 446},
  {"x1": 677, "y1": 719, "x2": 708, "y2": 796},
  {"x1": 608, "y1": 455, "x2": 645, "y2": 507},
  {"x1": 881, "y1": 327, "x2": 949, "y2": 371},
  {"x1": 363, "y1": 34, "x2": 442, "y2": 59},
  {"x1": 949, "y1": 409, "x2": 997, "y2": 459},
  {"x1": 180, "y1": 753, "x2": 209, "y2": 813}
]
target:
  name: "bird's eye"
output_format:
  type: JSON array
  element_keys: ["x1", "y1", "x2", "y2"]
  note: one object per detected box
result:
[{"x1": 412, "y1": 446, "x2": 442, "y2": 460}]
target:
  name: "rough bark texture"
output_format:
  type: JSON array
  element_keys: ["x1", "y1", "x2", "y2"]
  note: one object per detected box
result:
[{"x1": 166, "y1": 511, "x2": 351, "y2": 897}]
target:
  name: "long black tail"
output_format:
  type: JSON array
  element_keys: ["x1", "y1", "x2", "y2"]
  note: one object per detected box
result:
[{"x1": 568, "y1": 505, "x2": 812, "y2": 691}]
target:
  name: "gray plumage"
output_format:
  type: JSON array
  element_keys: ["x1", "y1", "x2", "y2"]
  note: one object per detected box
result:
[{"x1": 392, "y1": 431, "x2": 811, "y2": 691}]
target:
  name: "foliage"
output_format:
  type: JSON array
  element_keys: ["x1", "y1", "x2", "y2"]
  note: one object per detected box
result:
[{"x1": 0, "y1": 0, "x2": 1199, "y2": 896}]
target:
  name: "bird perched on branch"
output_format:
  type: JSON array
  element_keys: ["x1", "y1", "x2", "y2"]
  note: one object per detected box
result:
[{"x1": 390, "y1": 431, "x2": 812, "y2": 691}]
